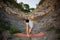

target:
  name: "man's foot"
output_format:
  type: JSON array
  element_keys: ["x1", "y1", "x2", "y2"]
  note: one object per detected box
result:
[{"x1": 27, "y1": 34, "x2": 30, "y2": 37}]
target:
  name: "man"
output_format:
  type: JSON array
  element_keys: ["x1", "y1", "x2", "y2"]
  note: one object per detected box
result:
[
  {"x1": 26, "y1": 17, "x2": 33, "y2": 37},
  {"x1": 25, "y1": 18, "x2": 33, "y2": 37}
]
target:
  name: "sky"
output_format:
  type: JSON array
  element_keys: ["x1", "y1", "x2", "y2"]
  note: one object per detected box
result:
[{"x1": 17, "y1": 0, "x2": 40, "y2": 8}]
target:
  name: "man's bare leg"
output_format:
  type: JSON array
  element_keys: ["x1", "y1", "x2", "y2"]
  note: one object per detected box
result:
[
  {"x1": 26, "y1": 23, "x2": 29, "y2": 37},
  {"x1": 29, "y1": 27, "x2": 32, "y2": 34}
]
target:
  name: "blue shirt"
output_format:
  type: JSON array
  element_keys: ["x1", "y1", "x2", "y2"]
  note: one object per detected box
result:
[{"x1": 29, "y1": 20, "x2": 33, "y2": 28}]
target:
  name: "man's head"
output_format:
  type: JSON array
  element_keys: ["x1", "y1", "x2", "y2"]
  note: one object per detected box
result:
[{"x1": 28, "y1": 15, "x2": 34, "y2": 21}]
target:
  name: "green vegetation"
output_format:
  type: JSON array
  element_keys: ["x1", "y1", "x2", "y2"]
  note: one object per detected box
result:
[
  {"x1": 0, "y1": 22, "x2": 21, "y2": 34},
  {"x1": 9, "y1": 27, "x2": 21, "y2": 34},
  {"x1": 18, "y1": 2, "x2": 30, "y2": 13},
  {"x1": 2, "y1": 0, "x2": 35, "y2": 13}
]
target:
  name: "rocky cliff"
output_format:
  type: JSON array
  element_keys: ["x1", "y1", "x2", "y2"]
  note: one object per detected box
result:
[{"x1": 0, "y1": 0, "x2": 60, "y2": 40}]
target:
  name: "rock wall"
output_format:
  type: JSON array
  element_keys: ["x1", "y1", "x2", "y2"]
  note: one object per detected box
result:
[
  {"x1": 30, "y1": 0, "x2": 60, "y2": 40},
  {"x1": 0, "y1": 0, "x2": 60, "y2": 40}
]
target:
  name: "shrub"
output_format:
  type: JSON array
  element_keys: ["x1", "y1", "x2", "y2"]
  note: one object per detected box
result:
[{"x1": 0, "y1": 22, "x2": 22, "y2": 34}]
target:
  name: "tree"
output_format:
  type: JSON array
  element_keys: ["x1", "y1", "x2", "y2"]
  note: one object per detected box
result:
[
  {"x1": 2, "y1": 0, "x2": 35, "y2": 13},
  {"x1": 19, "y1": 3, "x2": 30, "y2": 13},
  {"x1": 24, "y1": 4, "x2": 29, "y2": 10},
  {"x1": 29, "y1": 8, "x2": 35, "y2": 12}
]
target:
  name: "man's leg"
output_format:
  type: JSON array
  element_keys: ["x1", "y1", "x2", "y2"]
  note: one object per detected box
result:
[
  {"x1": 29, "y1": 27, "x2": 32, "y2": 34},
  {"x1": 26, "y1": 23, "x2": 29, "y2": 37}
]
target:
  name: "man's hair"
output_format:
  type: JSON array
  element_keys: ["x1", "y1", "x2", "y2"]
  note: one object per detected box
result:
[{"x1": 25, "y1": 19, "x2": 29, "y2": 23}]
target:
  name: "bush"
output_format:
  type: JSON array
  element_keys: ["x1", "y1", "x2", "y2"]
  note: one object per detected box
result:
[
  {"x1": 9, "y1": 27, "x2": 21, "y2": 34},
  {"x1": 0, "y1": 22, "x2": 22, "y2": 34}
]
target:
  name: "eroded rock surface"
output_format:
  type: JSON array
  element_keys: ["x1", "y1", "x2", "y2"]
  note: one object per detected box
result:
[{"x1": 0, "y1": 0, "x2": 60, "y2": 40}]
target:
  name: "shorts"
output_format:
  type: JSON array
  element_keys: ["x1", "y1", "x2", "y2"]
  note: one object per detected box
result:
[{"x1": 29, "y1": 21, "x2": 33, "y2": 28}]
